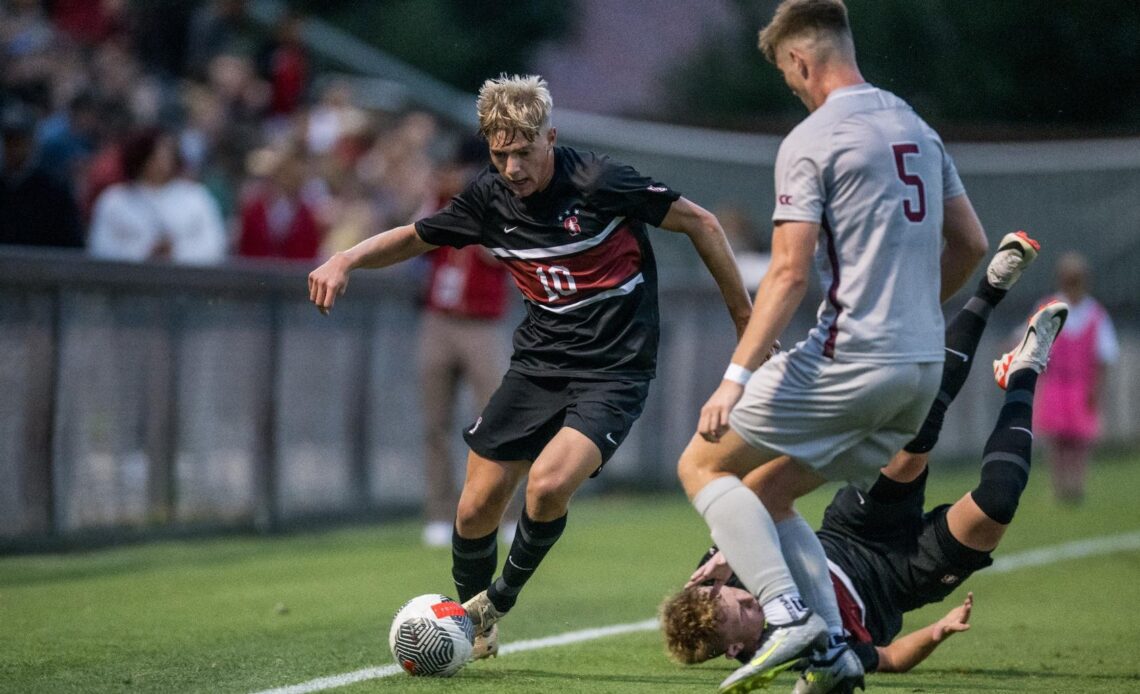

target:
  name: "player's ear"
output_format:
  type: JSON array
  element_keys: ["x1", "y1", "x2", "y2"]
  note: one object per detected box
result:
[
  {"x1": 725, "y1": 642, "x2": 744, "y2": 660},
  {"x1": 546, "y1": 126, "x2": 557, "y2": 147}
]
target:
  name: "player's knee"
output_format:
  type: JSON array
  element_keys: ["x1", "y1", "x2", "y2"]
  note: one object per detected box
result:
[
  {"x1": 677, "y1": 438, "x2": 720, "y2": 499},
  {"x1": 526, "y1": 473, "x2": 574, "y2": 512}
]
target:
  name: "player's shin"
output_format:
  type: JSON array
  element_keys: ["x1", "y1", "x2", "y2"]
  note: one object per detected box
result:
[
  {"x1": 693, "y1": 476, "x2": 801, "y2": 615},
  {"x1": 970, "y1": 369, "x2": 1037, "y2": 524},
  {"x1": 485, "y1": 510, "x2": 567, "y2": 613},
  {"x1": 776, "y1": 515, "x2": 845, "y2": 644},
  {"x1": 452, "y1": 526, "x2": 498, "y2": 603}
]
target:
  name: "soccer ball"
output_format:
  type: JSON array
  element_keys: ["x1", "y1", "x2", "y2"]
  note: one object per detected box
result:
[{"x1": 388, "y1": 593, "x2": 475, "y2": 677}]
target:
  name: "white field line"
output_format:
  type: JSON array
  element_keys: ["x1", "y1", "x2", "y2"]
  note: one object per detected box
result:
[
  {"x1": 250, "y1": 530, "x2": 1140, "y2": 694},
  {"x1": 988, "y1": 529, "x2": 1140, "y2": 574}
]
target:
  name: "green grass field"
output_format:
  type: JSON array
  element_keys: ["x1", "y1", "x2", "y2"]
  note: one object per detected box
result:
[{"x1": 3, "y1": 452, "x2": 1140, "y2": 694}]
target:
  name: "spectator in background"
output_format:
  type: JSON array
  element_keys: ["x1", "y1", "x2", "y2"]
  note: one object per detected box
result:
[
  {"x1": 0, "y1": 100, "x2": 84, "y2": 248},
  {"x1": 415, "y1": 136, "x2": 513, "y2": 548},
  {"x1": 1033, "y1": 252, "x2": 1120, "y2": 503},
  {"x1": 357, "y1": 111, "x2": 438, "y2": 229},
  {"x1": 88, "y1": 127, "x2": 226, "y2": 264},
  {"x1": 237, "y1": 144, "x2": 322, "y2": 260},
  {"x1": 258, "y1": 11, "x2": 309, "y2": 119},
  {"x1": 185, "y1": 0, "x2": 259, "y2": 80},
  {"x1": 36, "y1": 89, "x2": 99, "y2": 184}
]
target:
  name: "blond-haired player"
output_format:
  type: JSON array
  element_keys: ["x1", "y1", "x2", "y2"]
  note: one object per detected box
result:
[{"x1": 309, "y1": 74, "x2": 752, "y2": 657}]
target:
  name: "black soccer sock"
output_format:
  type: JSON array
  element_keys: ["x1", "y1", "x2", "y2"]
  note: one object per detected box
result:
[
  {"x1": 452, "y1": 526, "x2": 497, "y2": 604},
  {"x1": 904, "y1": 281, "x2": 1003, "y2": 454},
  {"x1": 869, "y1": 467, "x2": 928, "y2": 504},
  {"x1": 970, "y1": 369, "x2": 1037, "y2": 524},
  {"x1": 486, "y1": 511, "x2": 567, "y2": 613}
]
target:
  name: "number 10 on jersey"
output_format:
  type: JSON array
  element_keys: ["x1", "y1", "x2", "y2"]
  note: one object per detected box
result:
[{"x1": 536, "y1": 265, "x2": 577, "y2": 301}]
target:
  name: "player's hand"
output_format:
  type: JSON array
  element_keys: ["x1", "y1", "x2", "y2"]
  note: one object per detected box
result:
[
  {"x1": 308, "y1": 253, "x2": 352, "y2": 315},
  {"x1": 698, "y1": 381, "x2": 745, "y2": 442},
  {"x1": 685, "y1": 550, "x2": 733, "y2": 588},
  {"x1": 931, "y1": 591, "x2": 973, "y2": 642}
]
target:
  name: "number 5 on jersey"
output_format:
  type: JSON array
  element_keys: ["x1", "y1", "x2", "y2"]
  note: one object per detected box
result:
[{"x1": 891, "y1": 142, "x2": 926, "y2": 223}]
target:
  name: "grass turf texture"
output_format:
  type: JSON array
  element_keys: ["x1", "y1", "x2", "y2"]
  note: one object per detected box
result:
[{"x1": 1, "y1": 453, "x2": 1139, "y2": 693}]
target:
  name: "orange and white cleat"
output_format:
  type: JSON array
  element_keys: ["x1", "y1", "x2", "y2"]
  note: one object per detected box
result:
[
  {"x1": 986, "y1": 230, "x2": 1040, "y2": 290},
  {"x1": 993, "y1": 301, "x2": 1068, "y2": 389}
]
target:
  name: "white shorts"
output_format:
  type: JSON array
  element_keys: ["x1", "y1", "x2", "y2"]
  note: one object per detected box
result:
[{"x1": 728, "y1": 348, "x2": 941, "y2": 486}]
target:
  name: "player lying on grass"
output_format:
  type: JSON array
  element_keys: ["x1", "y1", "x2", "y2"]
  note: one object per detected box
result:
[{"x1": 662, "y1": 234, "x2": 1069, "y2": 689}]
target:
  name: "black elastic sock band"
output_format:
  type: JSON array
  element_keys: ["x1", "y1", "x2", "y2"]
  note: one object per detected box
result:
[{"x1": 452, "y1": 527, "x2": 497, "y2": 603}]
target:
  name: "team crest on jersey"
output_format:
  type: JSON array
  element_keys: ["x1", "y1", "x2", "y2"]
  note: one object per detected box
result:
[
  {"x1": 559, "y1": 207, "x2": 584, "y2": 235},
  {"x1": 940, "y1": 574, "x2": 960, "y2": 585}
]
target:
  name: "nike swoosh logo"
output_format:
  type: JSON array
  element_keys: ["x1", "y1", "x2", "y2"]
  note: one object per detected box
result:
[
  {"x1": 605, "y1": 432, "x2": 618, "y2": 445},
  {"x1": 945, "y1": 347, "x2": 970, "y2": 363},
  {"x1": 504, "y1": 226, "x2": 518, "y2": 233},
  {"x1": 507, "y1": 555, "x2": 533, "y2": 571}
]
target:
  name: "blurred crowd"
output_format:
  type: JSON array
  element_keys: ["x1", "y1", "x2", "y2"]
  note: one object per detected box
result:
[{"x1": 0, "y1": 0, "x2": 474, "y2": 264}]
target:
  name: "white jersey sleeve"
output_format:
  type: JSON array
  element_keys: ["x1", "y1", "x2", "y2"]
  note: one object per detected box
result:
[{"x1": 773, "y1": 136, "x2": 825, "y2": 223}]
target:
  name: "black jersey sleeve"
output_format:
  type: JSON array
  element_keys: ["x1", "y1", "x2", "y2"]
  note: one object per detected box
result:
[
  {"x1": 587, "y1": 157, "x2": 681, "y2": 227},
  {"x1": 414, "y1": 178, "x2": 487, "y2": 248}
]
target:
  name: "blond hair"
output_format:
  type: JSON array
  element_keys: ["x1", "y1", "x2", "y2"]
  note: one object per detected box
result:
[
  {"x1": 476, "y1": 74, "x2": 553, "y2": 144},
  {"x1": 659, "y1": 588, "x2": 724, "y2": 664},
  {"x1": 758, "y1": 0, "x2": 852, "y2": 64}
]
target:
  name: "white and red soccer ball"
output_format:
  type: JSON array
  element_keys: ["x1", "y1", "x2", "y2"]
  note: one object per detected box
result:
[{"x1": 388, "y1": 594, "x2": 475, "y2": 677}]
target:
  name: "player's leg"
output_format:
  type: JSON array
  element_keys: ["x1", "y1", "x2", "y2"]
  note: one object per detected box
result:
[
  {"x1": 950, "y1": 301, "x2": 1068, "y2": 550},
  {"x1": 465, "y1": 377, "x2": 650, "y2": 634},
  {"x1": 452, "y1": 370, "x2": 560, "y2": 607},
  {"x1": 418, "y1": 314, "x2": 461, "y2": 546},
  {"x1": 899, "y1": 230, "x2": 1040, "y2": 461},
  {"x1": 459, "y1": 324, "x2": 523, "y2": 536},
  {"x1": 452, "y1": 451, "x2": 528, "y2": 600},
  {"x1": 682, "y1": 431, "x2": 832, "y2": 692}
]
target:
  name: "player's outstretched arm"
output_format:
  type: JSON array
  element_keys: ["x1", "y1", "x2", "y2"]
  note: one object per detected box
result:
[
  {"x1": 657, "y1": 197, "x2": 752, "y2": 338},
  {"x1": 308, "y1": 224, "x2": 437, "y2": 315},
  {"x1": 875, "y1": 591, "x2": 974, "y2": 673},
  {"x1": 939, "y1": 194, "x2": 988, "y2": 303},
  {"x1": 697, "y1": 221, "x2": 815, "y2": 442}
]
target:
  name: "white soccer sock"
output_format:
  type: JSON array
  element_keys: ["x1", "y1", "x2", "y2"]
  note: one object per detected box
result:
[
  {"x1": 775, "y1": 514, "x2": 844, "y2": 633},
  {"x1": 692, "y1": 475, "x2": 798, "y2": 606}
]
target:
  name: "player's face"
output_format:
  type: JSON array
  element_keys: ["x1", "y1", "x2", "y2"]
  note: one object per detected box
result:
[
  {"x1": 488, "y1": 127, "x2": 557, "y2": 198},
  {"x1": 704, "y1": 585, "x2": 765, "y2": 661}
]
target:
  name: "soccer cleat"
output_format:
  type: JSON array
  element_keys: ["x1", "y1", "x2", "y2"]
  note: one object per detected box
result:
[
  {"x1": 993, "y1": 300, "x2": 1069, "y2": 389},
  {"x1": 718, "y1": 612, "x2": 827, "y2": 693},
  {"x1": 461, "y1": 590, "x2": 506, "y2": 637},
  {"x1": 986, "y1": 230, "x2": 1040, "y2": 290},
  {"x1": 792, "y1": 645, "x2": 866, "y2": 694},
  {"x1": 469, "y1": 624, "x2": 500, "y2": 660}
]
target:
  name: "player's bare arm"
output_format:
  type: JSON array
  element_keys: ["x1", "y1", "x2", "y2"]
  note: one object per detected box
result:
[
  {"x1": 697, "y1": 220, "x2": 816, "y2": 442},
  {"x1": 308, "y1": 224, "x2": 437, "y2": 314},
  {"x1": 939, "y1": 194, "x2": 988, "y2": 302},
  {"x1": 658, "y1": 197, "x2": 753, "y2": 338},
  {"x1": 875, "y1": 592, "x2": 974, "y2": 673}
]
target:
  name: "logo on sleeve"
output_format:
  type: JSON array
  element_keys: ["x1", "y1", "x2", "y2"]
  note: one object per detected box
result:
[
  {"x1": 647, "y1": 185, "x2": 669, "y2": 193},
  {"x1": 778, "y1": 194, "x2": 794, "y2": 205}
]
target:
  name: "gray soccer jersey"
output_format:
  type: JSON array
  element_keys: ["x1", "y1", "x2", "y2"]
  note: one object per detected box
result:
[{"x1": 773, "y1": 84, "x2": 966, "y2": 363}]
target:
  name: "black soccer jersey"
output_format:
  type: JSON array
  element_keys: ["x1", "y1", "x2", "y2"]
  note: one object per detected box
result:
[{"x1": 414, "y1": 146, "x2": 681, "y2": 379}]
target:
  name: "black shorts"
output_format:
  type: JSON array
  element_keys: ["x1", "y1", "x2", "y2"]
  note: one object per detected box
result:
[
  {"x1": 462, "y1": 370, "x2": 650, "y2": 475},
  {"x1": 818, "y1": 483, "x2": 994, "y2": 645}
]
